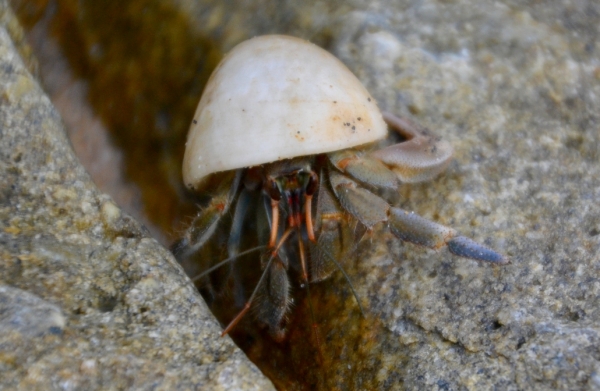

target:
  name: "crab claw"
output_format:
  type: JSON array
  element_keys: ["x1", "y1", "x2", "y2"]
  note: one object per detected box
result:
[
  {"x1": 389, "y1": 207, "x2": 508, "y2": 264},
  {"x1": 372, "y1": 113, "x2": 454, "y2": 183}
]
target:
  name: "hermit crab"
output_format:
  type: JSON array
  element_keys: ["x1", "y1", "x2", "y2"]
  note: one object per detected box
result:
[{"x1": 173, "y1": 35, "x2": 507, "y2": 340}]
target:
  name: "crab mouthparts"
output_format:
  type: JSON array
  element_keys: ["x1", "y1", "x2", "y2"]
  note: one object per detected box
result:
[{"x1": 286, "y1": 191, "x2": 304, "y2": 229}]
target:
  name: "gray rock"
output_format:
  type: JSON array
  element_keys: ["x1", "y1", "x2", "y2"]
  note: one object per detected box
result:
[
  {"x1": 0, "y1": 1, "x2": 274, "y2": 390},
  {"x1": 0, "y1": 286, "x2": 66, "y2": 337},
  {"x1": 3, "y1": 0, "x2": 600, "y2": 390},
  {"x1": 343, "y1": 4, "x2": 600, "y2": 390}
]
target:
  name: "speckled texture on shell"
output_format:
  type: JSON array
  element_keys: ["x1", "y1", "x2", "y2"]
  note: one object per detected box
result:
[{"x1": 183, "y1": 34, "x2": 387, "y2": 188}]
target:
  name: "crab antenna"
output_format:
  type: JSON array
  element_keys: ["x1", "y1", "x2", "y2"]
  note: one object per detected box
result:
[
  {"x1": 221, "y1": 228, "x2": 294, "y2": 337},
  {"x1": 317, "y1": 244, "x2": 366, "y2": 318},
  {"x1": 297, "y1": 232, "x2": 309, "y2": 283},
  {"x1": 269, "y1": 199, "x2": 280, "y2": 248},
  {"x1": 190, "y1": 245, "x2": 267, "y2": 283},
  {"x1": 305, "y1": 194, "x2": 316, "y2": 242},
  {"x1": 304, "y1": 170, "x2": 319, "y2": 242}
]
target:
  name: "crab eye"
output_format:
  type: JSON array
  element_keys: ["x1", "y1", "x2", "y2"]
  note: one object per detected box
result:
[
  {"x1": 305, "y1": 171, "x2": 319, "y2": 196},
  {"x1": 266, "y1": 177, "x2": 282, "y2": 201}
]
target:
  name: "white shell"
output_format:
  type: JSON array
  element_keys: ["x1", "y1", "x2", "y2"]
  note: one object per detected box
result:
[{"x1": 183, "y1": 35, "x2": 387, "y2": 189}]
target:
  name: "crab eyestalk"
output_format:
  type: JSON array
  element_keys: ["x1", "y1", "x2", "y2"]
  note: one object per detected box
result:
[
  {"x1": 304, "y1": 171, "x2": 319, "y2": 242},
  {"x1": 265, "y1": 177, "x2": 281, "y2": 248}
]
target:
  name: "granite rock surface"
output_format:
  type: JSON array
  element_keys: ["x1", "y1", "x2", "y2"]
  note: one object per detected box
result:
[{"x1": 0, "y1": 1, "x2": 274, "y2": 389}]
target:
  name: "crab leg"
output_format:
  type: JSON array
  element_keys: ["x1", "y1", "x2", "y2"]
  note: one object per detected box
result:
[
  {"x1": 171, "y1": 171, "x2": 241, "y2": 260},
  {"x1": 297, "y1": 232, "x2": 325, "y2": 363},
  {"x1": 389, "y1": 208, "x2": 508, "y2": 264},
  {"x1": 226, "y1": 188, "x2": 254, "y2": 307},
  {"x1": 329, "y1": 171, "x2": 388, "y2": 229},
  {"x1": 329, "y1": 171, "x2": 507, "y2": 264},
  {"x1": 308, "y1": 172, "x2": 346, "y2": 282},
  {"x1": 309, "y1": 173, "x2": 366, "y2": 314},
  {"x1": 227, "y1": 188, "x2": 251, "y2": 257},
  {"x1": 221, "y1": 228, "x2": 294, "y2": 337},
  {"x1": 329, "y1": 149, "x2": 398, "y2": 190}
]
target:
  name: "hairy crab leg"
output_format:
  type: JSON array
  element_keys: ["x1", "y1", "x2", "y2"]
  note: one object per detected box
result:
[
  {"x1": 171, "y1": 171, "x2": 241, "y2": 260},
  {"x1": 309, "y1": 173, "x2": 351, "y2": 282},
  {"x1": 297, "y1": 232, "x2": 324, "y2": 364},
  {"x1": 310, "y1": 175, "x2": 366, "y2": 315},
  {"x1": 389, "y1": 208, "x2": 508, "y2": 264},
  {"x1": 227, "y1": 188, "x2": 252, "y2": 258},
  {"x1": 227, "y1": 188, "x2": 253, "y2": 307},
  {"x1": 221, "y1": 228, "x2": 295, "y2": 337}
]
